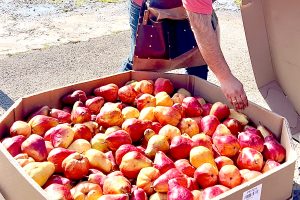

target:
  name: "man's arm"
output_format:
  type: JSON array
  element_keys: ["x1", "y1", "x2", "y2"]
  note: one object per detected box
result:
[{"x1": 186, "y1": 11, "x2": 248, "y2": 109}]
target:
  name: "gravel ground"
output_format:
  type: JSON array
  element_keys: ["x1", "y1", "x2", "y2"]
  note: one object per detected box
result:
[{"x1": 0, "y1": 0, "x2": 299, "y2": 198}]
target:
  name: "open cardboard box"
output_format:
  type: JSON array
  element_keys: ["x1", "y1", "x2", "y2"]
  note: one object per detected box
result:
[
  {"x1": 241, "y1": 0, "x2": 300, "y2": 140},
  {"x1": 0, "y1": 71, "x2": 297, "y2": 200}
]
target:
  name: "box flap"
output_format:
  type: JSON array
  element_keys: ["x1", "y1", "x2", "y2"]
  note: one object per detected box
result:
[{"x1": 241, "y1": 0, "x2": 300, "y2": 135}]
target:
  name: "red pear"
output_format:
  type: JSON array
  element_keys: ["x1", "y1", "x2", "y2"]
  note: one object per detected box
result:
[
  {"x1": 47, "y1": 147, "x2": 76, "y2": 173},
  {"x1": 244, "y1": 125, "x2": 263, "y2": 138},
  {"x1": 115, "y1": 144, "x2": 143, "y2": 165},
  {"x1": 213, "y1": 134, "x2": 240, "y2": 157},
  {"x1": 72, "y1": 124, "x2": 93, "y2": 141},
  {"x1": 21, "y1": 134, "x2": 48, "y2": 162},
  {"x1": 152, "y1": 168, "x2": 185, "y2": 193},
  {"x1": 262, "y1": 159, "x2": 281, "y2": 173},
  {"x1": 154, "y1": 106, "x2": 182, "y2": 126},
  {"x1": 122, "y1": 118, "x2": 152, "y2": 142},
  {"x1": 44, "y1": 183, "x2": 73, "y2": 200},
  {"x1": 136, "y1": 93, "x2": 156, "y2": 110},
  {"x1": 202, "y1": 103, "x2": 212, "y2": 116},
  {"x1": 218, "y1": 165, "x2": 242, "y2": 188},
  {"x1": 2, "y1": 135, "x2": 26, "y2": 156},
  {"x1": 118, "y1": 85, "x2": 139, "y2": 104},
  {"x1": 167, "y1": 178, "x2": 193, "y2": 200},
  {"x1": 174, "y1": 159, "x2": 196, "y2": 177},
  {"x1": 209, "y1": 102, "x2": 230, "y2": 122},
  {"x1": 49, "y1": 108, "x2": 71, "y2": 124},
  {"x1": 153, "y1": 151, "x2": 175, "y2": 174},
  {"x1": 29, "y1": 115, "x2": 59, "y2": 136},
  {"x1": 27, "y1": 106, "x2": 50, "y2": 121},
  {"x1": 62, "y1": 90, "x2": 87, "y2": 105},
  {"x1": 62, "y1": 152, "x2": 90, "y2": 180},
  {"x1": 223, "y1": 118, "x2": 243, "y2": 135},
  {"x1": 130, "y1": 185, "x2": 147, "y2": 200},
  {"x1": 43, "y1": 175, "x2": 72, "y2": 189},
  {"x1": 238, "y1": 131, "x2": 264, "y2": 152},
  {"x1": 88, "y1": 172, "x2": 107, "y2": 188},
  {"x1": 262, "y1": 132, "x2": 286, "y2": 163},
  {"x1": 105, "y1": 130, "x2": 132, "y2": 151},
  {"x1": 103, "y1": 175, "x2": 131, "y2": 195},
  {"x1": 237, "y1": 147, "x2": 264, "y2": 171},
  {"x1": 194, "y1": 163, "x2": 218, "y2": 189},
  {"x1": 120, "y1": 151, "x2": 152, "y2": 179},
  {"x1": 214, "y1": 156, "x2": 234, "y2": 170},
  {"x1": 85, "y1": 96, "x2": 105, "y2": 114},
  {"x1": 182, "y1": 97, "x2": 203, "y2": 117},
  {"x1": 200, "y1": 115, "x2": 220, "y2": 136},
  {"x1": 191, "y1": 133, "x2": 213, "y2": 151},
  {"x1": 154, "y1": 78, "x2": 174, "y2": 95},
  {"x1": 201, "y1": 185, "x2": 229, "y2": 200},
  {"x1": 212, "y1": 124, "x2": 232, "y2": 138},
  {"x1": 169, "y1": 136, "x2": 193, "y2": 160},
  {"x1": 94, "y1": 83, "x2": 119, "y2": 102},
  {"x1": 71, "y1": 106, "x2": 92, "y2": 124}
]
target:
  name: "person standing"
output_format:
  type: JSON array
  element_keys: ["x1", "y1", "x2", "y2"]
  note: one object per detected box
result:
[{"x1": 122, "y1": 0, "x2": 248, "y2": 110}]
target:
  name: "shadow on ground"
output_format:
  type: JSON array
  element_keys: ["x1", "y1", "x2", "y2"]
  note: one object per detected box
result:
[
  {"x1": 0, "y1": 90, "x2": 14, "y2": 111},
  {"x1": 293, "y1": 182, "x2": 300, "y2": 199}
]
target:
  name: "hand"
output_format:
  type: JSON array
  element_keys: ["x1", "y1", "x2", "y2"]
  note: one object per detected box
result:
[{"x1": 219, "y1": 74, "x2": 248, "y2": 110}]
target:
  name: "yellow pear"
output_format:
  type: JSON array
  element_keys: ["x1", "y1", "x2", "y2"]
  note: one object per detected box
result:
[
  {"x1": 68, "y1": 139, "x2": 91, "y2": 153},
  {"x1": 136, "y1": 167, "x2": 160, "y2": 195},
  {"x1": 122, "y1": 106, "x2": 140, "y2": 120},
  {"x1": 82, "y1": 121, "x2": 99, "y2": 134},
  {"x1": 139, "y1": 107, "x2": 156, "y2": 121},
  {"x1": 71, "y1": 181, "x2": 102, "y2": 200},
  {"x1": 229, "y1": 109, "x2": 249, "y2": 126},
  {"x1": 177, "y1": 88, "x2": 192, "y2": 97},
  {"x1": 104, "y1": 126, "x2": 122, "y2": 136},
  {"x1": 145, "y1": 135, "x2": 169, "y2": 158},
  {"x1": 91, "y1": 134, "x2": 109, "y2": 153},
  {"x1": 149, "y1": 192, "x2": 167, "y2": 200},
  {"x1": 85, "y1": 149, "x2": 112, "y2": 173},
  {"x1": 190, "y1": 146, "x2": 216, "y2": 168},
  {"x1": 23, "y1": 161, "x2": 55, "y2": 186},
  {"x1": 155, "y1": 92, "x2": 173, "y2": 107},
  {"x1": 158, "y1": 124, "x2": 181, "y2": 141}
]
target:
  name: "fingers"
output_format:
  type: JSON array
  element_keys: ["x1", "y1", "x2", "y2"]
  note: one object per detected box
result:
[{"x1": 230, "y1": 92, "x2": 248, "y2": 110}]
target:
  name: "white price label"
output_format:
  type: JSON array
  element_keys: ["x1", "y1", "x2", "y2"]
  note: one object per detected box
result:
[{"x1": 242, "y1": 184, "x2": 262, "y2": 200}]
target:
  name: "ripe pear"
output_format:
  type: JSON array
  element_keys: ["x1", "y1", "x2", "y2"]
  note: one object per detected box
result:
[
  {"x1": 145, "y1": 135, "x2": 169, "y2": 158},
  {"x1": 120, "y1": 151, "x2": 152, "y2": 179},
  {"x1": 149, "y1": 192, "x2": 167, "y2": 200},
  {"x1": 136, "y1": 167, "x2": 160, "y2": 195},
  {"x1": 103, "y1": 175, "x2": 131, "y2": 195},
  {"x1": 152, "y1": 168, "x2": 185, "y2": 193},
  {"x1": 85, "y1": 149, "x2": 112, "y2": 173},
  {"x1": 23, "y1": 161, "x2": 55, "y2": 186},
  {"x1": 155, "y1": 92, "x2": 173, "y2": 107},
  {"x1": 190, "y1": 146, "x2": 216, "y2": 168},
  {"x1": 91, "y1": 133, "x2": 109, "y2": 153}
]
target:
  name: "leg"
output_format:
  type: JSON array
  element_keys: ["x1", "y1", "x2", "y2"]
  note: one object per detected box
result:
[
  {"x1": 121, "y1": 0, "x2": 141, "y2": 71},
  {"x1": 185, "y1": 65, "x2": 209, "y2": 80}
]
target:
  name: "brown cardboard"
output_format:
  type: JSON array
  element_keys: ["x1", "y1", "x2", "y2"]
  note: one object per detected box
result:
[
  {"x1": 241, "y1": 0, "x2": 300, "y2": 136},
  {"x1": 0, "y1": 71, "x2": 296, "y2": 200}
]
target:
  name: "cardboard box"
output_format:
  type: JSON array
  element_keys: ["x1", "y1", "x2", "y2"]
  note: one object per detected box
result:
[
  {"x1": 0, "y1": 71, "x2": 297, "y2": 200},
  {"x1": 241, "y1": 0, "x2": 300, "y2": 139}
]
